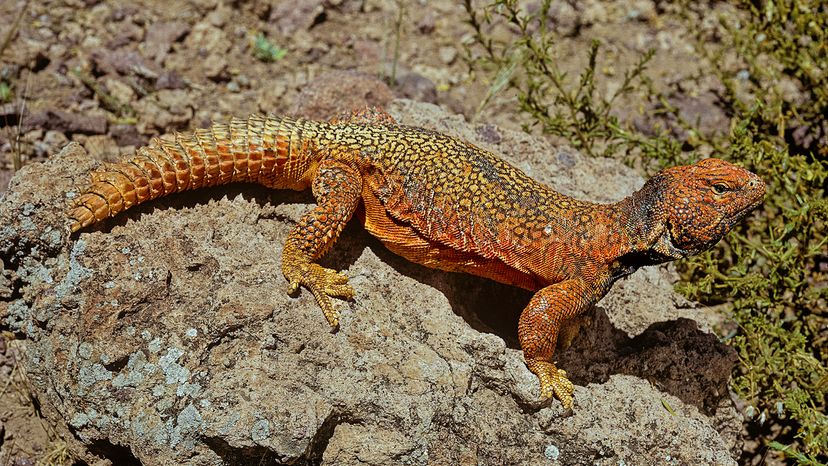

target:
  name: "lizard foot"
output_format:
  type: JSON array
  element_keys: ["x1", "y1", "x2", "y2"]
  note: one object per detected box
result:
[
  {"x1": 527, "y1": 360, "x2": 575, "y2": 409},
  {"x1": 283, "y1": 261, "x2": 354, "y2": 328}
]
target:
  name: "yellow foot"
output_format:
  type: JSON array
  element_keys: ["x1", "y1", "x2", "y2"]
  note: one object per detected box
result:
[
  {"x1": 527, "y1": 360, "x2": 575, "y2": 409},
  {"x1": 283, "y1": 261, "x2": 354, "y2": 328}
]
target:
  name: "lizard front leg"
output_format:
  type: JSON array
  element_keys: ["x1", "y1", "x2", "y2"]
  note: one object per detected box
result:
[
  {"x1": 518, "y1": 278, "x2": 597, "y2": 408},
  {"x1": 281, "y1": 158, "x2": 362, "y2": 328}
]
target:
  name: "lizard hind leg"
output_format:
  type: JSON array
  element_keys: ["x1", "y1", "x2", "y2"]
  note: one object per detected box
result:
[
  {"x1": 281, "y1": 158, "x2": 363, "y2": 328},
  {"x1": 519, "y1": 279, "x2": 595, "y2": 409}
]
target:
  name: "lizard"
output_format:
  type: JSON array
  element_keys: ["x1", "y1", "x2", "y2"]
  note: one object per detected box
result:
[{"x1": 67, "y1": 107, "x2": 765, "y2": 408}]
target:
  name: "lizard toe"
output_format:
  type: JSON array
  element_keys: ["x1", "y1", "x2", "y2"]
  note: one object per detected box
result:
[
  {"x1": 312, "y1": 291, "x2": 340, "y2": 328},
  {"x1": 528, "y1": 360, "x2": 576, "y2": 408},
  {"x1": 283, "y1": 261, "x2": 353, "y2": 327},
  {"x1": 547, "y1": 369, "x2": 575, "y2": 409},
  {"x1": 326, "y1": 282, "x2": 355, "y2": 299}
]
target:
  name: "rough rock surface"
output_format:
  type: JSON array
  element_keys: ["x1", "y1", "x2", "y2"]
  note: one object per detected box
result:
[
  {"x1": 290, "y1": 71, "x2": 395, "y2": 122},
  {"x1": 0, "y1": 100, "x2": 740, "y2": 465}
]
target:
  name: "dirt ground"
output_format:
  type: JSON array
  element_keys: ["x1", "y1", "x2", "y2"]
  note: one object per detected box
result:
[{"x1": 1, "y1": 0, "x2": 748, "y2": 464}]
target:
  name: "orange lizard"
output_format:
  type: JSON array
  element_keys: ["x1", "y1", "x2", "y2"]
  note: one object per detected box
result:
[{"x1": 68, "y1": 108, "x2": 765, "y2": 408}]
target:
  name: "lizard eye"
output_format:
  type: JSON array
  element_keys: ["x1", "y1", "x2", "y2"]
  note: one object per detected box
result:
[{"x1": 712, "y1": 183, "x2": 729, "y2": 194}]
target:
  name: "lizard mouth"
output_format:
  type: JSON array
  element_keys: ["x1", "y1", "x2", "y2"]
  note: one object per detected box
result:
[
  {"x1": 734, "y1": 196, "x2": 764, "y2": 223},
  {"x1": 663, "y1": 204, "x2": 760, "y2": 258},
  {"x1": 652, "y1": 230, "x2": 693, "y2": 262}
]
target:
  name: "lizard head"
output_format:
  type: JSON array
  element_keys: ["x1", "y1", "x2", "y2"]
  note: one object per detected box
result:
[{"x1": 650, "y1": 158, "x2": 765, "y2": 258}]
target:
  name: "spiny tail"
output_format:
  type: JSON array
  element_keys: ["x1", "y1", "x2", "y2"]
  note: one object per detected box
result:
[{"x1": 69, "y1": 114, "x2": 326, "y2": 232}]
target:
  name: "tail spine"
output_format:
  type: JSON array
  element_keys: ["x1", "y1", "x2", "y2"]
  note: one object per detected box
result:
[{"x1": 68, "y1": 115, "x2": 322, "y2": 231}]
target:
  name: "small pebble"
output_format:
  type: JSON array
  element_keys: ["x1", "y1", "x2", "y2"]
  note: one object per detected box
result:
[{"x1": 438, "y1": 46, "x2": 457, "y2": 65}]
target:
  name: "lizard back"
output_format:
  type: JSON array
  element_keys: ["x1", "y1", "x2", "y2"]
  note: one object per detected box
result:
[{"x1": 324, "y1": 123, "x2": 595, "y2": 269}]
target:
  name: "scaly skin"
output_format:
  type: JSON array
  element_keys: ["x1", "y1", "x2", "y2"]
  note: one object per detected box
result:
[{"x1": 68, "y1": 108, "x2": 765, "y2": 408}]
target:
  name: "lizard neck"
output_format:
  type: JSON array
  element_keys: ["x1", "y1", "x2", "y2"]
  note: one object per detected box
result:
[
  {"x1": 604, "y1": 176, "x2": 687, "y2": 268},
  {"x1": 619, "y1": 178, "x2": 666, "y2": 250}
]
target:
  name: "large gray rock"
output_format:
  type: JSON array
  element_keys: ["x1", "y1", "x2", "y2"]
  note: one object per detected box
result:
[{"x1": 0, "y1": 100, "x2": 740, "y2": 465}]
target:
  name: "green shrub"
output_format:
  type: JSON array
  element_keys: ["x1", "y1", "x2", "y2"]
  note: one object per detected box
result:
[
  {"x1": 694, "y1": 0, "x2": 827, "y2": 158},
  {"x1": 251, "y1": 33, "x2": 287, "y2": 63},
  {"x1": 678, "y1": 122, "x2": 827, "y2": 462},
  {"x1": 462, "y1": 0, "x2": 684, "y2": 166},
  {"x1": 0, "y1": 81, "x2": 10, "y2": 103}
]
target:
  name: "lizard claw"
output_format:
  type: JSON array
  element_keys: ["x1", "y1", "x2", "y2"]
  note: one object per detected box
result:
[
  {"x1": 527, "y1": 360, "x2": 575, "y2": 409},
  {"x1": 283, "y1": 261, "x2": 354, "y2": 328}
]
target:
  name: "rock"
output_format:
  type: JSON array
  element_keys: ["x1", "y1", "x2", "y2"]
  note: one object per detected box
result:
[
  {"x1": 394, "y1": 72, "x2": 438, "y2": 104},
  {"x1": 267, "y1": 0, "x2": 326, "y2": 36},
  {"x1": 183, "y1": 23, "x2": 229, "y2": 55},
  {"x1": 0, "y1": 103, "x2": 23, "y2": 127},
  {"x1": 790, "y1": 118, "x2": 828, "y2": 155},
  {"x1": 351, "y1": 39, "x2": 381, "y2": 67},
  {"x1": 2, "y1": 38, "x2": 49, "y2": 70},
  {"x1": 627, "y1": 0, "x2": 657, "y2": 22},
  {"x1": 206, "y1": 4, "x2": 233, "y2": 28},
  {"x1": 582, "y1": 0, "x2": 609, "y2": 24},
  {"x1": 549, "y1": 0, "x2": 579, "y2": 36},
  {"x1": 0, "y1": 264, "x2": 11, "y2": 300},
  {"x1": 155, "y1": 71, "x2": 186, "y2": 90},
  {"x1": 541, "y1": 375, "x2": 738, "y2": 464},
  {"x1": 200, "y1": 54, "x2": 228, "y2": 81},
  {"x1": 290, "y1": 71, "x2": 394, "y2": 120},
  {"x1": 0, "y1": 169, "x2": 11, "y2": 196},
  {"x1": 133, "y1": 90, "x2": 193, "y2": 132},
  {"x1": 639, "y1": 91, "x2": 730, "y2": 143},
  {"x1": 90, "y1": 49, "x2": 160, "y2": 77},
  {"x1": 438, "y1": 46, "x2": 457, "y2": 65},
  {"x1": 106, "y1": 23, "x2": 144, "y2": 49},
  {"x1": 475, "y1": 123, "x2": 502, "y2": 145},
  {"x1": 78, "y1": 135, "x2": 121, "y2": 162},
  {"x1": 12, "y1": 457, "x2": 36, "y2": 466},
  {"x1": 143, "y1": 21, "x2": 190, "y2": 63},
  {"x1": 109, "y1": 124, "x2": 145, "y2": 148},
  {"x1": 22, "y1": 110, "x2": 107, "y2": 135},
  {"x1": 109, "y1": 4, "x2": 138, "y2": 22},
  {"x1": 0, "y1": 101, "x2": 739, "y2": 465},
  {"x1": 102, "y1": 77, "x2": 135, "y2": 105},
  {"x1": 256, "y1": 81, "x2": 287, "y2": 115},
  {"x1": 417, "y1": 11, "x2": 436, "y2": 34},
  {"x1": 557, "y1": 310, "x2": 739, "y2": 415}
]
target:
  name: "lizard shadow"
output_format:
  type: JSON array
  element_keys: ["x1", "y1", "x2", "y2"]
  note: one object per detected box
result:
[
  {"x1": 83, "y1": 183, "x2": 316, "y2": 233},
  {"x1": 556, "y1": 308, "x2": 737, "y2": 416},
  {"x1": 89, "y1": 186, "x2": 736, "y2": 416}
]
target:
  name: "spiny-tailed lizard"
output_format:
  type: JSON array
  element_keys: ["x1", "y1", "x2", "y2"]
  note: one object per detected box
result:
[{"x1": 68, "y1": 108, "x2": 765, "y2": 408}]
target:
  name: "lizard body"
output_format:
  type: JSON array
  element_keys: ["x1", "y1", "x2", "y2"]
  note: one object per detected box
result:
[{"x1": 69, "y1": 109, "x2": 765, "y2": 408}]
